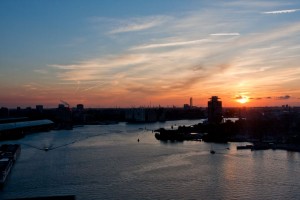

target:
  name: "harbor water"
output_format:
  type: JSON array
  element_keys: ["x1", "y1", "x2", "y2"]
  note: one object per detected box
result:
[{"x1": 1, "y1": 120, "x2": 300, "y2": 200}]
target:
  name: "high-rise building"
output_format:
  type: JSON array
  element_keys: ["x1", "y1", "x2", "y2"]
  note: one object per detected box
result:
[
  {"x1": 208, "y1": 96, "x2": 222, "y2": 124},
  {"x1": 190, "y1": 97, "x2": 193, "y2": 107}
]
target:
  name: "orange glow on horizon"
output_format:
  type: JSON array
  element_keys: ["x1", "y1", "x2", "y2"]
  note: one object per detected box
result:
[{"x1": 236, "y1": 96, "x2": 249, "y2": 104}]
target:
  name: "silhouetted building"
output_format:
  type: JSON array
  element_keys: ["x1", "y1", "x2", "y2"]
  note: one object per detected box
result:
[
  {"x1": 190, "y1": 97, "x2": 193, "y2": 107},
  {"x1": 125, "y1": 108, "x2": 146, "y2": 122},
  {"x1": 77, "y1": 104, "x2": 84, "y2": 111},
  {"x1": 125, "y1": 108, "x2": 165, "y2": 122},
  {"x1": 183, "y1": 104, "x2": 190, "y2": 110},
  {"x1": 134, "y1": 108, "x2": 146, "y2": 122},
  {"x1": 0, "y1": 107, "x2": 9, "y2": 118},
  {"x1": 36, "y1": 105, "x2": 44, "y2": 113},
  {"x1": 73, "y1": 104, "x2": 85, "y2": 124},
  {"x1": 208, "y1": 96, "x2": 222, "y2": 124},
  {"x1": 56, "y1": 104, "x2": 72, "y2": 129}
]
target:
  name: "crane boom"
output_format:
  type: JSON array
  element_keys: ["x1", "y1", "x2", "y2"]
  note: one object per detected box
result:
[{"x1": 60, "y1": 100, "x2": 70, "y2": 107}]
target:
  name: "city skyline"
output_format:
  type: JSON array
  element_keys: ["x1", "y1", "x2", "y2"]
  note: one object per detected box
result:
[{"x1": 1, "y1": 0, "x2": 300, "y2": 108}]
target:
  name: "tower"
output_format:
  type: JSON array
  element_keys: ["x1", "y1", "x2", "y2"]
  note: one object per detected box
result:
[{"x1": 208, "y1": 96, "x2": 222, "y2": 124}]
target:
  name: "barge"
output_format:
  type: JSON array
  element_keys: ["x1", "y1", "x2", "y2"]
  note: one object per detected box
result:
[{"x1": 0, "y1": 144, "x2": 21, "y2": 186}]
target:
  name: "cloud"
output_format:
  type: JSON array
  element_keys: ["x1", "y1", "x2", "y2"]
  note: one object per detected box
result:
[
  {"x1": 109, "y1": 16, "x2": 170, "y2": 34},
  {"x1": 224, "y1": 1, "x2": 292, "y2": 8},
  {"x1": 276, "y1": 95, "x2": 291, "y2": 100},
  {"x1": 130, "y1": 39, "x2": 210, "y2": 50},
  {"x1": 234, "y1": 95, "x2": 249, "y2": 100},
  {"x1": 262, "y1": 9, "x2": 300, "y2": 14},
  {"x1": 235, "y1": 95, "x2": 243, "y2": 99},
  {"x1": 46, "y1": 7, "x2": 300, "y2": 106},
  {"x1": 210, "y1": 33, "x2": 240, "y2": 36},
  {"x1": 248, "y1": 97, "x2": 264, "y2": 100}
]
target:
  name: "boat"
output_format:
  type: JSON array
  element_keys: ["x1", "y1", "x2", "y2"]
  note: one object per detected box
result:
[
  {"x1": 0, "y1": 158, "x2": 13, "y2": 185},
  {"x1": 0, "y1": 144, "x2": 21, "y2": 186},
  {"x1": 210, "y1": 144, "x2": 215, "y2": 154}
]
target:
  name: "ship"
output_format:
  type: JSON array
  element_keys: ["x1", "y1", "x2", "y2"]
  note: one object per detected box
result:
[
  {"x1": 0, "y1": 158, "x2": 13, "y2": 185},
  {"x1": 0, "y1": 144, "x2": 21, "y2": 186}
]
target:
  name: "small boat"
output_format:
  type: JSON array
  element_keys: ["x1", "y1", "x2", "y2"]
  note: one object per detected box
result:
[{"x1": 210, "y1": 144, "x2": 215, "y2": 154}]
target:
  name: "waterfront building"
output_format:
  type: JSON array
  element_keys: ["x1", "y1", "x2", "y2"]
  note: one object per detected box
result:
[
  {"x1": 208, "y1": 96, "x2": 223, "y2": 124},
  {"x1": 77, "y1": 104, "x2": 84, "y2": 111},
  {"x1": 56, "y1": 104, "x2": 72, "y2": 129},
  {"x1": 73, "y1": 104, "x2": 85, "y2": 124},
  {"x1": 0, "y1": 107, "x2": 9, "y2": 118},
  {"x1": 36, "y1": 105, "x2": 44, "y2": 113},
  {"x1": 183, "y1": 104, "x2": 190, "y2": 110}
]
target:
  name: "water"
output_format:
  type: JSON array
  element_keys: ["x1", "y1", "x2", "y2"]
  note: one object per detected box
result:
[{"x1": 1, "y1": 120, "x2": 300, "y2": 200}]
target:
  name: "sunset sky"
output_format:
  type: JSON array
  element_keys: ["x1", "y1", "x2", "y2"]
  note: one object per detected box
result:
[{"x1": 1, "y1": 0, "x2": 300, "y2": 108}]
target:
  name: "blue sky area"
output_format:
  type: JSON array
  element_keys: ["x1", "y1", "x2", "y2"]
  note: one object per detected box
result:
[{"x1": 1, "y1": 0, "x2": 300, "y2": 107}]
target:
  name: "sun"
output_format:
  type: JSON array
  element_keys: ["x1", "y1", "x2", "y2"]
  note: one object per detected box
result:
[
  {"x1": 237, "y1": 98, "x2": 248, "y2": 104},
  {"x1": 236, "y1": 96, "x2": 249, "y2": 104}
]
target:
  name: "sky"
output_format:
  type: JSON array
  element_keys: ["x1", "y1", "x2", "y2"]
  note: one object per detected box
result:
[{"x1": 1, "y1": 0, "x2": 300, "y2": 108}]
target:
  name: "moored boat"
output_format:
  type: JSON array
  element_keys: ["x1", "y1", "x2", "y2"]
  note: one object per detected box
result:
[
  {"x1": 0, "y1": 158, "x2": 13, "y2": 186},
  {"x1": 0, "y1": 144, "x2": 21, "y2": 187}
]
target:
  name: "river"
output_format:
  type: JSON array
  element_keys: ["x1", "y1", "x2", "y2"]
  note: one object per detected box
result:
[{"x1": 1, "y1": 120, "x2": 300, "y2": 200}]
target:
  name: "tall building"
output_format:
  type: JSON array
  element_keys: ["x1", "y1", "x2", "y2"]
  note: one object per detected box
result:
[
  {"x1": 56, "y1": 104, "x2": 72, "y2": 129},
  {"x1": 190, "y1": 97, "x2": 193, "y2": 107},
  {"x1": 74, "y1": 104, "x2": 85, "y2": 124},
  {"x1": 208, "y1": 96, "x2": 222, "y2": 124}
]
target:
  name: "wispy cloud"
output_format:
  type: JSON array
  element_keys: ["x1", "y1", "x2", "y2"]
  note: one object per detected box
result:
[
  {"x1": 47, "y1": 5, "x2": 300, "y2": 106},
  {"x1": 130, "y1": 39, "x2": 210, "y2": 50},
  {"x1": 109, "y1": 16, "x2": 170, "y2": 34},
  {"x1": 262, "y1": 9, "x2": 300, "y2": 14},
  {"x1": 234, "y1": 95, "x2": 245, "y2": 100},
  {"x1": 276, "y1": 95, "x2": 291, "y2": 100},
  {"x1": 224, "y1": 1, "x2": 292, "y2": 8},
  {"x1": 210, "y1": 33, "x2": 240, "y2": 36}
]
